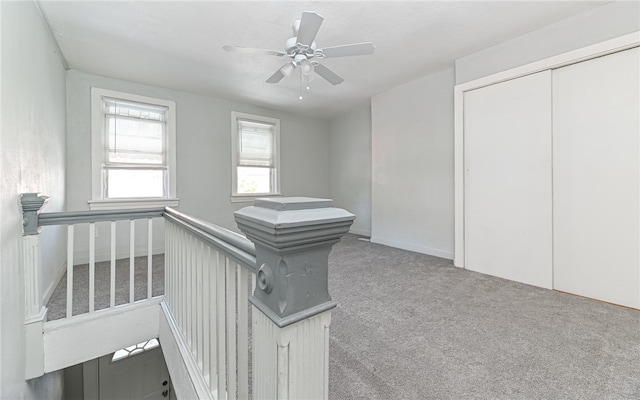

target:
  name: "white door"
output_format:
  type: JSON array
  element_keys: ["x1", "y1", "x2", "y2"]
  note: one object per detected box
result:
[
  {"x1": 552, "y1": 47, "x2": 640, "y2": 309},
  {"x1": 464, "y1": 70, "x2": 553, "y2": 288},
  {"x1": 98, "y1": 345, "x2": 171, "y2": 399}
]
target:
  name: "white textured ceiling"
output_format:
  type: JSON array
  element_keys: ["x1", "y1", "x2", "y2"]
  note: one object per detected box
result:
[{"x1": 38, "y1": 1, "x2": 607, "y2": 117}]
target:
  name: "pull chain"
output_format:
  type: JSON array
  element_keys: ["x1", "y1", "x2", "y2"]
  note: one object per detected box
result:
[{"x1": 299, "y1": 68, "x2": 303, "y2": 100}]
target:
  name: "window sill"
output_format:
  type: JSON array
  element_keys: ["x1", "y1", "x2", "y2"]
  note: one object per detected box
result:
[
  {"x1": 230, "y1": 194, "x2": 283, "y2": 204},
  {"x1": 88, "y1": 198, "x2": 180, "y2": 211}
]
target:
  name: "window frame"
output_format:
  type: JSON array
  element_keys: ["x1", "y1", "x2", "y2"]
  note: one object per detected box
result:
[
  {"x1": 230, "y1": 111, "x2": 281, "y2": 202},
  {"x1": 90, "y1": 87, "x2": 179, "y2": 210}
]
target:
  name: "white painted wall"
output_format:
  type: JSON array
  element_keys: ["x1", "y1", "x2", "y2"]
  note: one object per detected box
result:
[
  {"x1": 0, "y1": 1, "x2": 66, "y2": 397},
  {"x1": 455, "y1": 1, "x2": 640, "y2": 84},
  {"x1": 371, "y1": 68, "x2": 455, "y2": 259},
  {"x1": 367, "y1": 3, "x2": 638, "y2": 260},
  {"x1": 66, "y1": 70, "x2": 330, "y2": 242},
  {"x1": 328, "y1": 104, "x2": 372, "y2": 236}
]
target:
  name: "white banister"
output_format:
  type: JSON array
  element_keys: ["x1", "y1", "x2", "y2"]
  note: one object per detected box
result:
[
  {"x1": 21, "y1": 198, "x2": 166, "y2": 379},
  {"x1": 23, "y1": 194, "x2": 354, "y2": 396},
  {"x1": 162, "y1": 208, "x2": 257, "y2": 399},
  {"x1": 37, "y1": 206, "x2": 164, "y2": 323}
]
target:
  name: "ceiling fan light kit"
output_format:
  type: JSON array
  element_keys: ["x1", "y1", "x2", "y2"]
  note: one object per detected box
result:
[{"x1": 223, "y1": 11, "x2": 375, "y2": 98}]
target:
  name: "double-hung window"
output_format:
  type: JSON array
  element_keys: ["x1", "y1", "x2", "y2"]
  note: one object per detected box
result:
[
  {"x1": 90, "y1": 88, "x2": 178, "y2": 210},
  {"x1": 231, "y1": 111, "x2": 281, "y2": 201}
]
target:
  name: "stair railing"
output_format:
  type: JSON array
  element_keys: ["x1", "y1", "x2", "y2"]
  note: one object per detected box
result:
[
  {"x1": 21, "y1": 193, "x2": 355, "y2": 399},
  {"x1": 162, "y1": 207, "x2": 256, "y2": 399},
  {"x1": 20, "y1": 193, "x2": 165, "y2": 378}
]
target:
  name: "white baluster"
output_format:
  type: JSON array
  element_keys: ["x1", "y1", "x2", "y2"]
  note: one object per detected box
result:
[
  {"x1": 216, "y1": 252, "x2": 227, "y2": 397},
  {"x1": 190, "y1": 236, "x2": 197, "y2": 350},
  {"x1": 89, "y1": 223, "x2": 95, "y2": 313},
  {"x1": 129, "y1": 220, "x2": 135, "y2": 304},
  {"x1": 66, "y1": 225, "x2": 74, "y2": 318},
  {"x1": 110, "y1": 221, "x2": 116, "y2": 308},
  {"x1": 202, "y1": 245, "x2": 211, "y2": 385},
  {"x1": 226, "y1": 260, "x2": 237, "y2": 400},
  {"x1": 209, "y1": 249, "x2": 219, "y2": 392},
  {"x1": 196, "y1": 240, "x2": 204, "y2": 368},
  {"x1": 237, "y1": 266, "x2": 250, "y2": 399},
  {"x1": 147, "y1": 218, "x2": 153, "y2": 299},
  {"x1": 165, "y1": 221, "x2": 172, "y2": 304},
  {"x1": 185, "y1": 235, "x2": 192, "y2": 345},
  {"x1": 176, "y1": 226, "x2": 182, "y2": 330}
]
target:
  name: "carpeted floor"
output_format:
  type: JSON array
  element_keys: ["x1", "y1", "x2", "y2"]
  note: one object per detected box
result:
[
  {"x1": 46, "y1": 235, "x2": 640, "y2": 399},
  {"x1": 46, "y1": 255, "x2": 164, "y2": 321},
  {"x1": 327, "y1": 235, "x2": 640, "y2": 400}
]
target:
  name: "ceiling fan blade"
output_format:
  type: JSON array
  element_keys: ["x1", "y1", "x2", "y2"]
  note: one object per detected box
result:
[
  {"x1": 296, "y1": 12, "x2": 324, "y2": 46},
  {"x1": 320, "y1": 42, "x2": 375, "y2": 58},
  {"x1": 266, "y1": 68, "x2": 286, "y2": 84},
  {"x1": 314, "y1": 63, "x2": 344, "y2": 85},
  {"x1": 223, "y1": 45, "x2": 285, "y2": 57}
]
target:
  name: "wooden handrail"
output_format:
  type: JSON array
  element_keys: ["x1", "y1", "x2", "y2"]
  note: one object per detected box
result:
[
  {"x1": 37, "y1": 208, "x2": 165, "y2": 226},
  {"x1": 163, "y1": 207, "x2": 256, "y2": 272}
]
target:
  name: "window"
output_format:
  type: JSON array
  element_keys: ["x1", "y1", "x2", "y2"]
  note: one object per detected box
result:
[
  {"x1": 90, "y1": 88, "x2": 178, "y2": 210},
  {"x1": 231, "y1": 112, "x2": 280, "y2": 201},
  {"x1": 111, "y1": 339, "x2": 159, "y2": 362}
]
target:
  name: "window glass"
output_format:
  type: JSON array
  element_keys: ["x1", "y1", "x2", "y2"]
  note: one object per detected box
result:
[
  {"x1": 91, "y1": 88, "x2": 176, "y2": 206},
  {"x1": 237, "y1": 166, "x2": 271, "y2": 194},
  {"x1": 112, "y1": 339, "x2": 160, "y2": 362},
  {"x1": 106, "y1": 169, "x2": 165, "y2": 198},
  {"x1": 231, "y1": 112, "x2": 280, "y2": 199}
]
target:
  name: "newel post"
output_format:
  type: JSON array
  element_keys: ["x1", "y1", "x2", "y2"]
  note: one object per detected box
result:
[
  {"x1": 235, "y1": 197, "x2": 354, "y2": 400},
  {"x1": 21, "y1": 193, "x2": 49, "y2": 379}
]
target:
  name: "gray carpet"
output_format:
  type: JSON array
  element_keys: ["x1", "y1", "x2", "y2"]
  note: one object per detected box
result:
[
  {"x1": 45, "y1": 235, "x2": 640, "y2": 399},
  {"x1": 46, "y1": 255, "x2": 164, "y2": 321},
  {"x1": 328, "y1": 235, "x2": 640, "y2": 400}
]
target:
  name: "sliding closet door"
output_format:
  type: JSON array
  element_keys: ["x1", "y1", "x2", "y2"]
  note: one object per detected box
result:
[
  {"x1": 464, "y1": 71, "x2": 553, "y2": 288},
  {"x1": 553, "y1": 47, "x2": 639, "y2": 309}
]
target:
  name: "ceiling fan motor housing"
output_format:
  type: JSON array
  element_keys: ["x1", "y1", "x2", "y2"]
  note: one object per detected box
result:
[{"x1": 285, "y1": 37, "x2": 317, "y2": 59}]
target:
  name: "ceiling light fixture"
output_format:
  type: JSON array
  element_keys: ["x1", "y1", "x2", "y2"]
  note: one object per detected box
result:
[{"x1": 223, "y1": 11, "x2": 375, "y2": 99}]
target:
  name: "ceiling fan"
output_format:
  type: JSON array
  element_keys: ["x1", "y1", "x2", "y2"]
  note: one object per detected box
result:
[{"x1": 223, "y1": 11, "x2": 375, "y2": 89}]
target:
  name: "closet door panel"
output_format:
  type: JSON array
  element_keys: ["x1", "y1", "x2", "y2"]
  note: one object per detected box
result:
[
  {"x1": 464, "y1": 70, "x2": 553, "y2": 288},
  {"x1": 553, "y1": 47, "x2": 639, "y2": 308}
]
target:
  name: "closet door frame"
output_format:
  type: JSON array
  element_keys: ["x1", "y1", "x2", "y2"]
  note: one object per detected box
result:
[{"x1": 453, "y1": 31, "x2": 639, "y2": 268}]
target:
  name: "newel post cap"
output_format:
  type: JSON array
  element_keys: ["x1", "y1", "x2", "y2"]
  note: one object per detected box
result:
[
  {"x1": 20, "y1": 193, "x2": 49, "y2": 235},
  {"x1": 234, "y1": 197, "x2": 354, "y2": 327}
]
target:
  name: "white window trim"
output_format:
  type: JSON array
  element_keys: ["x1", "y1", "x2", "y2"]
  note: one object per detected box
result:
[
  {"x1": 90, "y1": 87, "x2": 179, "y2": 210},
  {"x1": 230, "y1": 111, "x2": 281, "y2": 202}
]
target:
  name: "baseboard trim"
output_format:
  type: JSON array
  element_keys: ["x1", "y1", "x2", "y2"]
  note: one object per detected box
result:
[
  {"x1": 43, "y1": 261, "x2": 67, "y2": 306},
  {"x1": 348, "y1": 228, "x2": 371, "y2": 237},
  {"x1": 74, "y1": 245, "x2": 165, "y2": 265},
  {"x1": 369, "y1": 236, "x2": 454, "y2": 260}
]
